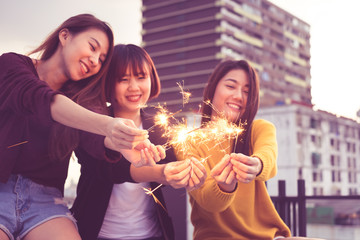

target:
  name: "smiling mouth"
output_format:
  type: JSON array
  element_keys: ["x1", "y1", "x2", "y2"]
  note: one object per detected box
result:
[
  {"x1": 126, "y1": 95, "x2": 142, "y2": 102},
  {"x1": 80, "y1": 62, "x2": 89, "y2": 74},
  {"x1": 227, "y1": 103, "x2": 241, "y2": 111}
]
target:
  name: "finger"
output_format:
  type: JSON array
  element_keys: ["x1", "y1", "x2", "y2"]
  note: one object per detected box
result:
[
  {"x1": 211, "y1": 155, "x2": 231, "y2": 177},
  {"x1": 144, "y1": 148, "x2": 156, "y2": 166},
  {"x1": 149, "y1": 144, "x2": 161, "y2": 163},
  {"x1": 225, "y1": 170, "x2": 236, "y2": 185},
  {"x1": 164, "y1": 161, "x2": 191, "y2": 182},
  {"x1": 167, "y1": 159, "x2": 191, "y2": 174},
  {"x1": 188, "y1": 177, "x2": 194, "y2": 190},
  {"x1": 156, "y1": 145, "x2": 166, "y2": 159},
  {"x1": 215, "y1": 163, "x2": 233, "y2": 184},
  {"x1": 190, "y1": 160, "x2": 207, "y2": 185}
]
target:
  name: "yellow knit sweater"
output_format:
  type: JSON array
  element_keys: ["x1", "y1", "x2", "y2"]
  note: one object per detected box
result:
[{"x1": 175, "y1": 119, "x2": 291, "y2": 240}]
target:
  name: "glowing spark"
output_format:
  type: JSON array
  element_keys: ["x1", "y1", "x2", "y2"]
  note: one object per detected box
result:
[
  {"x1": 177, "y1": 81, "x2": 191, "y2": 106},
  {"x1": 7, "y1": 141, "x2": 28, "y2": 149}
]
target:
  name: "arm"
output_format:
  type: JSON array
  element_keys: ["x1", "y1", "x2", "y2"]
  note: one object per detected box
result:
[
  {"x1": 250, "y1": 119, "x2": 278, "y2": 181},
  {"x1": 51, "y1": 94, "x2": 148, "y2": 150}
]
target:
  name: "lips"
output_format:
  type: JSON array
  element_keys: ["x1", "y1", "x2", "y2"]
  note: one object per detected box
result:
[{"x1": 126, "y1": 95, "x2": 142, "y2": 102}]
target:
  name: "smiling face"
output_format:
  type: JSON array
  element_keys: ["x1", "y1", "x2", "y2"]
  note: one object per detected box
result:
[
  {"x1": 60, "y1": 27, "x2": 109, "y2": 81},
  {"x1": 113, "y1": 65, "x2": 151, "y2": 118},
  {"x1": 211, "y1": 69, "x2": 249, "y2": 122}
]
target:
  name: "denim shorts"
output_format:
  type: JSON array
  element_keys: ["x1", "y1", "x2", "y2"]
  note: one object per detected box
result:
[{"x1": 0, "y1": 175, "x2": 77, "y2": 240}]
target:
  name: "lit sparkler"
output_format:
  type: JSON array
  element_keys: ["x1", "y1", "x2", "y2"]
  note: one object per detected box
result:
[{"x1": 177, "y1": 81, "x2": 191, "y2": 106}]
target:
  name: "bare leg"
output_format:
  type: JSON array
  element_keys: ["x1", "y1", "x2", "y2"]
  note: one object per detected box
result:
[
  {"x1": 0, "y1": 229, "x2": 10, "y2": 240},
  {"x1": 22, "y1": 217, "x2": 81, "y2": 240}
]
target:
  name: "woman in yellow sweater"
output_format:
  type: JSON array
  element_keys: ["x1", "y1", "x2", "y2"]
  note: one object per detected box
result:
[{"x1": 175, "y1": 60, "x2": 321, "y2": 240}]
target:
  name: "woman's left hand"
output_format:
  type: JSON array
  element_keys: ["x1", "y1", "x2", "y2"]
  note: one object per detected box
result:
[{"x1": 230, "y1": 153, "x2": 263, "y2": 183}]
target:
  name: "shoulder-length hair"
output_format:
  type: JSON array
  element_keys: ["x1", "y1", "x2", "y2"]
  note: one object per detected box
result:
[
  {"x1": 32, "y1": 14, "x2": 115, "y2": 161},
  {"x1": 105, "y1": 44, "x2": 160, "y2": 107},
  {"x1": 201, "y1": 59, "x2": 260, "y2": 155}
]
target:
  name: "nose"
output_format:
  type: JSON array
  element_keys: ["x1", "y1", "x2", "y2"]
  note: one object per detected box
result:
[
  {"x1": 128, "y1": 78, "x2": 139, "y2": 90},
  {"x1": 233, "y1": 89, "x2": 244, "y2": 101},
  {"x1": 89, "y1": 53, "x2": 100, "y2": 67}
]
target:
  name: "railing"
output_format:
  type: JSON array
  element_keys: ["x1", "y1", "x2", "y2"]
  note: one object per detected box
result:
[
  {"x1": 271, "y1": 179, "x2": 360, "y2": 237},
  {"x1": 271, "y1": 179, "x2": 307, "y2": 236}
]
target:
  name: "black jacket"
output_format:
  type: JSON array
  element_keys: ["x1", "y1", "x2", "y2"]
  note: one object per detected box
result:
[{"x1": 71, "y1": 110, "x2": 175, "y2": 240}]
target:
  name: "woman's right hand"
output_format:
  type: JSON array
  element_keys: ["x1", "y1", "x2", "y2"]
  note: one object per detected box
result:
[
  {"x1": 163, "y1": 159, "x2": 192, "y2": 189},
  {"x1": 105, "y1": 117, "x2": 149, "y2": 150},
  {"x1": 210, "y1": 154, "x2": 237, "y2": 192},
  {"x1": 163, "y1": 157, "x2": 207, "y2": 191}
]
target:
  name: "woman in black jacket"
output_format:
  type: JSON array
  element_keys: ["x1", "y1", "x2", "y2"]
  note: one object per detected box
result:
[{"x1": 71, "y1": 44, "x2": 207, "y2": 240}]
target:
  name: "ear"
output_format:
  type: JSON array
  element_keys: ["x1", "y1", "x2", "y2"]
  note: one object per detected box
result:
[{"x1": 59, "y1": 28, "x2": 70, "y2": 46}]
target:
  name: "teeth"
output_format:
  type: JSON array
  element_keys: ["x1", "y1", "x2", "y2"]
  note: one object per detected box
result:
[
  {"x1": 127, "y1": 95, "x2": 141, "y2": 101},
  {"x1": 228, "y1": 103, "x2": 240, "y2": 109},
  {"x1": 80, "y1": 62, "x2": 88, "y2": 73}
]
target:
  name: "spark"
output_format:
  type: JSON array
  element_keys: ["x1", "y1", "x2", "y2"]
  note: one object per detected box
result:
[
  {"x1": 7, "y1": 141, "x2": 28, "y2": 149},
  {"x1": 177, "y1": 81, "x2": 191, "y2": 106}
]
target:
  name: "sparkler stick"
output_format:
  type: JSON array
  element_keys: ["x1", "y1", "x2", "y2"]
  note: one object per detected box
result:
[
  {"x1": 7, "y1": 141, "x2": 28, "y2": 149},
  {"x1": 143, "y1": 184, "x2": 167, "y2": 212}
]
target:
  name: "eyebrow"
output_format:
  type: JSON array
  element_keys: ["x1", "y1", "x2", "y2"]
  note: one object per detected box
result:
[
  {"x1": 225, "y1": 78, "x2": 249, "y2": 87},
  {"x1": 224, "y1": 78, "x2": 237, "y2": 83}
]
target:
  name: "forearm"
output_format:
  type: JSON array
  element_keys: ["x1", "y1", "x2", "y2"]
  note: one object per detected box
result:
[
  {"x1": 50, "y1": 94, "x2": 112, "y2": 136},
  {"x1": 130, "y1": 164, "x2": 166, "y2": 184}
]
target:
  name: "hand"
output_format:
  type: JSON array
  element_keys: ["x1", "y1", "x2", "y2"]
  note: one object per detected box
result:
[
  {"x1": 120, "y1": 140, "x2": 165, "y2": 167},
  {"x1": 106, "y1": 117, "x2": 149, "y2": 150},
  {"x1": 210, "y1": 154, "x2": 237, "y2": 192},
  {"x1": 230, "y1": 153, "x2": 263, "y2": 183},
  {"x1": 186, "y1": 157, "x2": 207, "y2": 192},
  {"x1": 163, "y1": 159, "x2": 192, "y2": 188}
]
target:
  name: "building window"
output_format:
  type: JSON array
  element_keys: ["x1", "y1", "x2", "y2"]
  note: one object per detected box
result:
[
  {"x1": 312, "y1": 171, "x2": 322, "y2": 182},
  {"x1": 311, "y1": 152, "x2": 321, "y2": 167},
  {"x1": 310, "y1": 118, "x2": 318, "y2": 129}
]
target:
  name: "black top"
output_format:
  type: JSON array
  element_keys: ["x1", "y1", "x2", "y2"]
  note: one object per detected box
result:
[
  {"x1": 0, "y1": 53, "x2": 119, "y2": 193},
  {"x1": 71, "y1": 110, "x2": 176, "y2": 240}
]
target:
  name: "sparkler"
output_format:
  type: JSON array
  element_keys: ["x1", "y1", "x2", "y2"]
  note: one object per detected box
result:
[
  {"x1": 142, "y1": 81, "x2": 246, "y2": 198},
  {"x1": 143, "y1": 184, "x2": 166, "y2": 212},
  {"x1": 7, "y1": 141, "x2": 28, "y2": 149},
  {"x1": 177, "y1": 81, "x2": 191, "y2": 106}
]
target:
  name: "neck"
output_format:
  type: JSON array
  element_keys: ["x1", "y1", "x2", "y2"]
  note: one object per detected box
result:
[
  {"x1": 114, "y1": 108, "x2": 142, "y2": 128},
  {"x1": 34, "y1": 50, "x2": 68, "y2": 90}
]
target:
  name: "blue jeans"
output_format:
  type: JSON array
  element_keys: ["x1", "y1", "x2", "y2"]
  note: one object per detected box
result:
[{"x1": 0, "y1": 175, "x2": 76, "y2": 240}]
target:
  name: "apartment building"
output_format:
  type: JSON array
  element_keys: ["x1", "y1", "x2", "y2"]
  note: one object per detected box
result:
[
  {"x1": 257, "y1": 104, "x2": 360, "y2": 196},
  {"x1": 142, "y1": 0, "x2": 311, "y2": 113}
]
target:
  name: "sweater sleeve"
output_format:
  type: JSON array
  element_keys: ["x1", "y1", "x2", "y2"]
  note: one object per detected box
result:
[
  {"x1": 175, "y1": 139, "x2": 237, "y2": 213},
  {"x1": 251, "y1": 119, "x2": 278, "y2": 181},
  {"x1": 0, "y1": 53, "x2": 58, "y2": 126}
]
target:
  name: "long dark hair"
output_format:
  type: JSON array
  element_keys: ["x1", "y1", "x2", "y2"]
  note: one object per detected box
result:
[
  {"x1": 105, "y1": 44, "x2": 161, "y2": 107},
  {"x1": 29, "y1": 14, "x2": 114, "y2": 161},
  {"x1": 201, "y1": 60, "x2": 260, "y2": 155}
]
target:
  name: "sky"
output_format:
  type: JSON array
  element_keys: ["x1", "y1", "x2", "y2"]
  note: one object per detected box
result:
[
  {"x1": 1, "y1": 0, "x2": 360, "y2": 185},
  {"x1": 1, "y1": 0, "x2": 359, "y2": 120}
]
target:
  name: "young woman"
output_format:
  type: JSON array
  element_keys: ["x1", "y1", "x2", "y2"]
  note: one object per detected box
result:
[
  {"x1": 174, "y1": 60, "x2": 321, "y2": 239},
  {"x1": 71, "y1": 44, "x2": 206, "y2": 240},
  {"x1": 0, "y1": 15, "x2": 155, "y2": 240}
]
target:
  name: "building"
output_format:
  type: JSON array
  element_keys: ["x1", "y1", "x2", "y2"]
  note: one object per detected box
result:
[
  {"x1": 257, "y1": 103, "x2": 360, "y2": 197},
  {"x1": 142, "y1": 0, "x2": 311, "y2": 113}
]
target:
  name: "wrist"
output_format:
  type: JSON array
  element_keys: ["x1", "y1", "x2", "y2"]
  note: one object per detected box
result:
[{"x1": 218, "y1": 182, "x2": 237, "y2": 193}]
